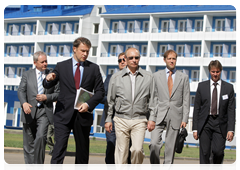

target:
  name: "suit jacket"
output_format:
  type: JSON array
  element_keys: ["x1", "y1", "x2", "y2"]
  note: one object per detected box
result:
[
  {"x1": 43, "y1": 58, "x2": 105, "y2": 126},
  {"x1": 18, "y1": 69, "x2": 59, "y2": 124},
  {"x1": 153, "y1": 69, "x2": 190, "y2": 129},
  {"x1": 100, "y1": 74, "x2": 112, "y2": 127},
  {"x1": 192, "y1": 80, "x2": 235, "y2": 138}
]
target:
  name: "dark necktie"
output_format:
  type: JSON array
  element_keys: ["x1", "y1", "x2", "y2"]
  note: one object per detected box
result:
[
  {"x1": 168, "y1": 71, "x2": 173, "y2": 97},
  {"x1": 74, "y1": 63, "x2": 81, "y2": 89},
  {"x1": 211, "y1": 82, "x2": 218, "y2": 116}
]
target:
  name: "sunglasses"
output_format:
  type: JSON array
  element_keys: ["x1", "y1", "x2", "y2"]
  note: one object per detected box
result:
[
  {"x1": 127, "y1": 56, "x2": 140, "y2": 60},
  {"x1": 118, "y1": 58, "x2": 126, "y2": 63}
]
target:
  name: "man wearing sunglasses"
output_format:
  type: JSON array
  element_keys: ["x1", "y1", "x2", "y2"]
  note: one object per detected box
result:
[
  {"x1": 100, "y1": 52, "x2": 131, "y2": 164},
  {"x1": 105, "y1": 48, "x2": 157, "y2": 164}
]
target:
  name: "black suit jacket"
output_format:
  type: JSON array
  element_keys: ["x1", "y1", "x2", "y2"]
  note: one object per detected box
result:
[
  {"x1": 43, "y1": 58, "x2": 105, "y2": 126},
  {"x1": 192, "y1": 80, "x2": 235, "y2": 138}
]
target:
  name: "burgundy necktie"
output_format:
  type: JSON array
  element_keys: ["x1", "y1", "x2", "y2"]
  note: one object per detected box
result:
[
  {"x1": 211, "y1": 82, "x2": 218, "y2": 116},
  {"x1": 74, "y1": 63, "x2": 81, "y2": 89}
]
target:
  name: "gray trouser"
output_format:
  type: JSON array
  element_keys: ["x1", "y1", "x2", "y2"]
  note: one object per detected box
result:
[
  {"x1": 23, "y1": 108, "x2": 49, "y2": 164},
  {"x1": 47, "y1": 124, "x2": 54, "y2": 151}
]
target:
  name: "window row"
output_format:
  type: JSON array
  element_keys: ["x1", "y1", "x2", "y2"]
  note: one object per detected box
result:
[
  {"x1": 7, "y1": 23, "x2": 37, "y2": 36},
  {"x1": 5, "y1": 45, "x2": 35, "y2": 57},
  {"x1": 41, "y1": 22, "x2": 79, "y2": 35}
]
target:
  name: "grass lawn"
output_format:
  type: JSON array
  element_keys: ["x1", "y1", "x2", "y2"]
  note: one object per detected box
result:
[{"x1": 4, "y1": 132, "x2": 236, "y2": 160}]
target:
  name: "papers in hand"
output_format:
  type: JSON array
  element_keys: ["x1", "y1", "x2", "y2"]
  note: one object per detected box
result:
[{"x1": 74, "y1": 88, "x2": 94, "y2": 111}]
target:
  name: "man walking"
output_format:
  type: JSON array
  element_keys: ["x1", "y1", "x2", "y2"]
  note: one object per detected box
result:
[{"x1": 149, "y1": 49, "x2": 190, "y2": 164}]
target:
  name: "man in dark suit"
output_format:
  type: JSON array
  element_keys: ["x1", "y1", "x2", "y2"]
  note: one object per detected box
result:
[
  {"x1": 43, "y1": 37, "x2": 105, "y2": 164},
  {"x1": 192, "y1": 60, "x2": 235, "y2": 164},
  {"x1": 100, "y1": 52, "x2": 131, "y2": 164},
  {"x1": 18, "y1": 51, "x2": 59, "y2": 164}
]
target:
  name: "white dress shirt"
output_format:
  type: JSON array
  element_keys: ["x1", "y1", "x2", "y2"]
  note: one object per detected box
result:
[{"x1": 127, "y1": 67, "x2": 138, "y2": 103}]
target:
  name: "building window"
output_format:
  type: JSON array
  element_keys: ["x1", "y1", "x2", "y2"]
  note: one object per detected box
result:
[
  {"x1": 191, "y1": 70, "x2": 199, "y2": 82},
  {"x1": 160, "y1": 45, "x2": 167, "y2": 57},
  {"x1": 6, "y1": 46, "x2": 11, "y2": 56},
  {"x1": 19, "y1": 46, "x2": 23, "y2": 56},
  {"x1": 33, "y1": 24, "x2": 36, "y2": 35},
  {"x1": 193, "y1": 45, "x2": 201, "y2": 57},
  {"x1": 178, "y1": 20, "x2": 187, "y2": 32},
  {"x1": 31, "y1": 46, "x2": 35, "y2": 56},
  {"x1": 127, "y1": 22, "x2": 134, "y2": 33},
  {"x1": 21, "y1": 25, "x2": 25, "y2": 35},
  {"x1": 215, "y1": 19, "x2": 225, "y2": 31},
  {"x1": 74, "y1": 23, "x2": 79, "y2": 34},
  {"x1": 93, "y1": 24, "x2": 99, "y2": 34},
  {"x1": 112, "y1": 22, "x2": 118, "y2": 33},
  {"x1": 143, "y1": 21, "x2": 149, "y2": 32},
  {"x1": 8, "y1": 25, "x2": 13, "y2": 35},
  {"x1": 176, "y1": 45, "x2": 185, "y2": 56},
  {"x1": 92, "y1": 47, "x2": 97, "y2": 56},
  {"x1": 48, "y1": 24, "x2": 53, "y2": 34},
  {"x1": 213, "y1": 45, "x2": 223, "y2": 57},
  {"x1": 17, "y1": 67, "x2": 26, "y2": 78},
  {"x1": 59, "y1": 46, "x2": 64, "y2": 56},
  {"x1": 61, "y1": 24, "x2": 66, "y2": 34},
  {"x1": 110, "y1": 45, "x2": 117, "y2": 56},
  {"x1": 141, "y1": 45, "x2": 147, "y2": 57},
  {"x1": 46, "y1": 46, "x2": 51, "y2": 56},
  {"x1": 34, "y1": 7, "x2": 42, "y2": 12},
  {"x1": 190, "y1": 95, "x2": 195, "y2": 106},
  {"x1": 233, "y1": 19, "x2": 236, "y2": 31},
  {"x1": 229, "y1": 71, "x2": 236, "y2": 83},
  {"x1": 161, "y1": 21, "x2": 169, "y2": 32},
  {"x1": 98, "y1": 7, "x2": 102, "y2": 15},
  {"x1": 231, "y1": 45, "x2": 236, "y2": 57},
  {"x1": 195, "y1": 20, "x2": 203, "y2": 31}
]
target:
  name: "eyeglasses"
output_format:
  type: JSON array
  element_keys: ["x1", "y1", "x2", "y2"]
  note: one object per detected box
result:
[
  {"x1": 127, "y1": 56, "x2": 140, "y2": 60},
  {"x1": 118, "y1": 58, "x2": 125, "y2": 63}
]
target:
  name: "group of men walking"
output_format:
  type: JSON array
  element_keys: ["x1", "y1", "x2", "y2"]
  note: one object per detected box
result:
[{"x1": 17, "y1": 37, "x2": 235, "y2": 164}]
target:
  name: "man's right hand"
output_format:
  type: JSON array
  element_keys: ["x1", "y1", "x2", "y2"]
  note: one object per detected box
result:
[
  {"x1": 23, "y1": 102, "x2": 32, "y2": 114},
  {"x1": 193, "y1": 131, "x2": 199, "y2": 140},
  {"x1": 46, "y1": 73, "x2": 56, "y2": 81},
  {"x1": 105, "y1": 122, "x2": 112, "y2": 133}
]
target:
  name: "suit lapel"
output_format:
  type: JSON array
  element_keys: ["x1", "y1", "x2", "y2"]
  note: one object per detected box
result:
[
  {"x1": 171, "y1": 71, "x2": 182, "y2": 98},
  {"x1": 219, "y1": 80, "x2": 225, "y2": 110},
  {"x1": 159, "y1": 70, "x2": 169, "y2": 98},
  {"x1": 67, "y1": 58, "x2": 76, "y2": 89},
  {"x1": 31, "y1": 68, "x2": 38, "y2": 93},
  {"x1": 81, "y1": 60, "x2": 89, "y2": 87}
]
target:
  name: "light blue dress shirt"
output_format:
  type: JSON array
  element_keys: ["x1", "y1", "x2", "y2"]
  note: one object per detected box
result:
[
  {"x1": 165, "y1": 67, "x2": 176, "y2": 83},
  {"x1": 72, "y1": 57, "x2": 84, "y2": 88}
]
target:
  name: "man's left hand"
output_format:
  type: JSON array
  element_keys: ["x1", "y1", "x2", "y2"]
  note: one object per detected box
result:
[
  {"x1": 180, "y1": 122, "x2": 187, "y2": 128},
  {"x1": 36, "y1": 94, "x2": 47, "y2": 102},
  {"x1": 78, "y1": 103, "x2": 89, "y2": 113},
  {"x1": 226, "y1": 131, "x2": 234, "y2": 142},
  {"x1": 147, "y1": 121, "x2": 155, "y2": 132}
]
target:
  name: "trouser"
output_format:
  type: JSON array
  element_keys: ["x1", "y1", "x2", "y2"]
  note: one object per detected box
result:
[
  {"x1": 199, "y1": 115, "x2": 226, "y2": 164},
  {"x1": 114, "y1": 116, "x2": 147, "y2": 164},
  {"x1": 47, "y1": 124, "x2": 54, "y2": 152},
  {"x1": 23, "y1": 107, "x2": 49, "y2": 164}
]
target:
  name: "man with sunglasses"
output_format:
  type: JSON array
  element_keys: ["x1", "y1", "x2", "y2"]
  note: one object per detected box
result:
[
  {"x1": 100, "y1": 52, "x2": 131, "y2": 164},
  {"x1": 105, "y1": 48, "x2": 157, "y2": 164}
]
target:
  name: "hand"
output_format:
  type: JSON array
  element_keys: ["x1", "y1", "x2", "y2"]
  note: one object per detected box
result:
[
  {"x1": 180, "y1": 122, "x2": 187, "y2": 128},
  {"x1": 36, "y1": 94, "x2": 47, "y2": 102},
  {"x1": 78, "y1": 103, "x2": 89, "y2": 113},
  {"x1": 147, "y1": 121, "x2": 155, "y2": 132},
  {"x1": 46, "y1": 73, "x2": 56, "y2": 81},
  {"x1": 105, "y1": 122, "x2": 112, "y2": 133},
  {"x1": 193, "y1": 132, "x2": 198, "y2": 140},
  {"x1": 226, "y1": 131, "x2": 234, "y2": 142},
  {"x1": 22, "y1": 102, "x2": 32, "y2": 114}
]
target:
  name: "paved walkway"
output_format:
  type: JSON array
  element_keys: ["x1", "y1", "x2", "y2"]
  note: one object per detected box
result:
[{"x1": 4, "y1": 148, "x2": 238, "y2": 170}]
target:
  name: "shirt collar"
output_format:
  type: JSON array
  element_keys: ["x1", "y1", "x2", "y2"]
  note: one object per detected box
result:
[
  {"x1": 165, "y1": 67, "x2": 176, "y2": 74},
  {"x1": 126, "y1": 66, "x2": 138, "y2": 76},
  {"x1": 72, "y1": 57, "x2": 84, "y2": 66},
  {"x1": 36, "y1": 68, "x2": 45, "y2": 75},
  {"x1": 210, "y1": 79, "x2": 221, "y2": 86}
]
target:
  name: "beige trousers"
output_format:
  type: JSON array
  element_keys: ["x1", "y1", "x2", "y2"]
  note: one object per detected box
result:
[{"x1": 113, "y1": 116, "x2": 147, "y2": 164}]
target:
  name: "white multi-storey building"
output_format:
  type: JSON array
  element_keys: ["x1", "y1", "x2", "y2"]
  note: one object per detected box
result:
[{"x1": 4, "y1": 5, "x2": 236, "y2": 147}]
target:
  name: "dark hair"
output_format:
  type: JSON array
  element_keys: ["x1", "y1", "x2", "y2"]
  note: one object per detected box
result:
[
  {"x1": 163, "y1": 50, "x2": 177, "y2": 59},
  {"x1": 208, "y1": 60, "x2": 223, "y2": 71},
  {"x1": 118, "y1": 52, "x2": 126, "y2": 58},
  {"x1": 73, "y1": 37, "x2": 91, "y2": 49}
]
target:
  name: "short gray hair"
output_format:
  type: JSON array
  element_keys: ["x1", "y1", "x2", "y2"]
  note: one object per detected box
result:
[{"x1": 33, "y1": 51, "x2": 47, "y2": 62}]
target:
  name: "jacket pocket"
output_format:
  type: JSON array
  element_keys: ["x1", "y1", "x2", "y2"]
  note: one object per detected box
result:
[{"x1": 115, "y1": 98, "x2": 123, "y2": 113}]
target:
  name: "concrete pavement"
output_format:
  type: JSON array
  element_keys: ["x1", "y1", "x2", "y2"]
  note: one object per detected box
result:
[{"x1": 4, "y1": 148, "x2": 238, "y2": 170}]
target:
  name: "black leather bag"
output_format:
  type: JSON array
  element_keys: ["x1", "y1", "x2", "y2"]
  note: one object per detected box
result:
[{"x1": 175, "y1": 127, "x2": 188, "y2": 153}]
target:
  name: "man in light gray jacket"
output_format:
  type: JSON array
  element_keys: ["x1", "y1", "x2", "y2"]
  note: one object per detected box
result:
[{"x1": 105, "y1": 47, "x2": 157, "y2": 164}]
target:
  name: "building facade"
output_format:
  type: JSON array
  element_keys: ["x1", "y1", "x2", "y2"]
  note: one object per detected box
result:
[{"x1": 4, "y1": 5, "x2": 236, "y2": 147}]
